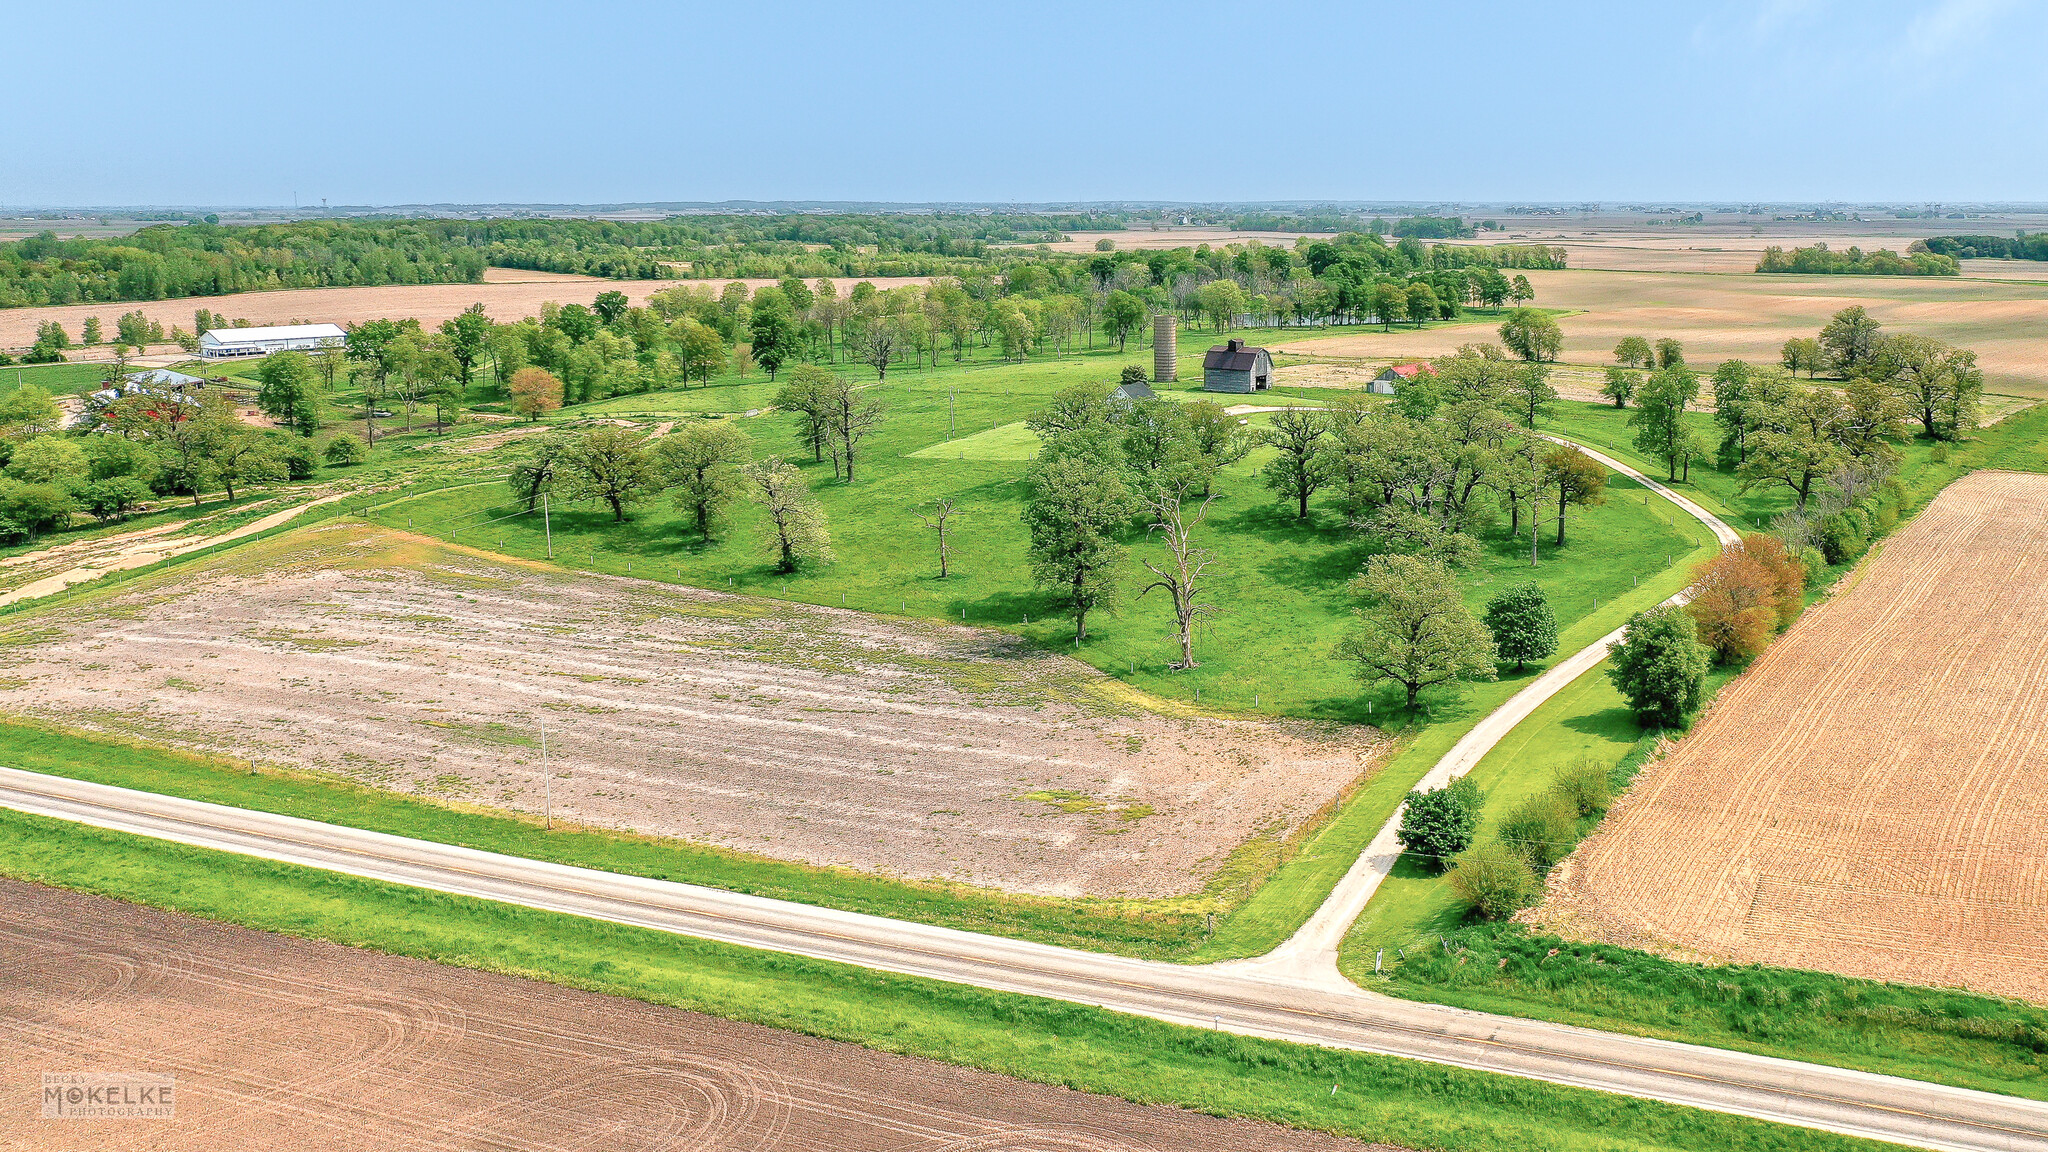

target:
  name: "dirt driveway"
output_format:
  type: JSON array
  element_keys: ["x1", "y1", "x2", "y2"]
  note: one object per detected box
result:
[{"x1": 0, "y1": 522, "x2": 1379, "y2": 898}]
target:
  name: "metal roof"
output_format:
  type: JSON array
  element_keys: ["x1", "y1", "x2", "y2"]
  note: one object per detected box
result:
[
  {"x1": 1202, "y1": 338, "x2": 1269, "y2": 372},
  {"x1": 199, "y1": 323, "x2": 346, "y2": 344},
  {"x1": 126, "y1": 369, "x2": 207, "y2": 388}
]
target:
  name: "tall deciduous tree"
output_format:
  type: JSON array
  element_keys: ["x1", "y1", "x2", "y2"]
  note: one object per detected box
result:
[
  {"x1": 1506, "y1": 363, "x2": 1558, "y2": 427},
  {"x1": 440, "y1": 303, "x2": 491, "y2": 385},
  {"x1": 655, "y1": 422, "x2": 752, "y2": 541},
  {"x1": 1819, "y1": 305, "x2": 1881, "y2": 375},
  {"x1": 1628, "y1": 364, "x2": 1701, "y2": 480},
  {"x1": 1613, "y1": 336, "x2": 1653, "y2": 369},
  {"x1": 1260, "y1": 406, "x2": 1332, "y2": 519},
  {"x1": 1544, "y1": 443, "x2": 1607, "y2": 545},
  {"x1": 1483, "y1": 582, "x2": 1556, "y2": 672},
  {"x1": 254, "y1": 351, "x2": 322, "y2": 436},
  {"x1": 748, "y1": 289, "x2": 799, "y2": 380},
  {"x1": 508, "y1": 367, "x2": 563, "y2": 421},
  {"x1": 1332, "y1": 553, "x2": 1497, "y2": 711},
  {"x1": 1498, "y1": 308, "x2": 1562, "y2": 362},
  {"x1": 1101, "y1": 290, "x2": 1146, "y2": 351},
  {"x1": 1780, "y1": 336, "x2": 1824, "y2": 377},
  {"x1": 1600, "y1": 366, "x2": 1639, "y2": 408},
  {"x1": 1138, "y1": 487, "x2": 1220, "y2": 669},
  {"x1": 747, "y1": 457, "x2": 832, "y2": 572},
  {"x1": 507, "y1": 432, "x2": 572, "y2": 511},
  {"x1": 1023, "y1": 455, "x2": 1135, "y2": 642},
  {"x1": 1740, "y1": 386, "x2": 1847, "y2": 511},
  {"x1": 563, "y1": 426, "x2": 654, "y2": 521},
  {"x1": 592, "y1": 290, "x2": 629, "y2": 326},
  {"x1": 1654, "y1": 337, "x2": 1684, "y2": 368},
  {"x1": 913, "y1": 497, "x2": 962, "y2": 578},
  {"x1": 1609, "y1": 604, "x2": 1710, "y2": 728},
  {"x1": 1863, "y1": 333, "x2": 1982, "y2": 441}
]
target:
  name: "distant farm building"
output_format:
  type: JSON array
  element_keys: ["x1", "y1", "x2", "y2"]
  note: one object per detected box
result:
[
  {"x1": 1110, "y1": 379, "x2": 1156, "y2": 405},
  {"x1": 198, "y1": 323, "x2": 346, "y2": 359},
  {"x1": 1369, "y1": 362, "x2": 1430, "y2": 394},
  {"x1": 1201, "y1": 339, "x2": 1272, "y2": 393},
  {"x1": 88, "y1": 368, "x2": 210, "y2": 407}
]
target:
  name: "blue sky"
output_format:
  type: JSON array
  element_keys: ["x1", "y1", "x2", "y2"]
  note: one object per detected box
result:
[{"x1": 6, "y1": 0, "x2": 2044, "y2": 207}]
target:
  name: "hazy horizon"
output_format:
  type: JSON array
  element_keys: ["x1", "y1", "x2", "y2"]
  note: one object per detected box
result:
[{"x1": 6, "y1": 0, "x2": 2046, "y2": 207}]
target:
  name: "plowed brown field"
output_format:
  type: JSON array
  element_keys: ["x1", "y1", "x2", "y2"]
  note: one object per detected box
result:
[
  {"x1": 0, "y1": 522, "x2": 1377, "y2": 899},
  {"x1": 1542, "y1": 471, "x2": 2048, "y2": 1000},
  {"x1": 0, "y1": 268, "x2": 934, "y2": 349},
  {"x1": 0, "y1": 880, "x2": 1397, "y2": 1152}
]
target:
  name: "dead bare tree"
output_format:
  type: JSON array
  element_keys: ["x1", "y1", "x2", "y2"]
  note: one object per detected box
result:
[
  {"x1": 913, "y1": 497, "x2": 962, "y2": 578},
  {"x1": 1139, "y1": 488, "x2": 1221, "y2": 669}
]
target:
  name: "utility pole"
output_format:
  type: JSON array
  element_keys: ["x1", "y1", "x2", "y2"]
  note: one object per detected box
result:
[
  {"x1": 540, "y1": 717, "x2": 551, "y2": 830},
  {"x1": 542, "y1": 492, "x2": 553, "y2": 559}
]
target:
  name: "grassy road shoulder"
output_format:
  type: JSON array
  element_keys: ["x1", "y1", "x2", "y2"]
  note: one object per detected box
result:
[{"x1": 0, "y1": 805, "x2": 1890, "y2": 1152}]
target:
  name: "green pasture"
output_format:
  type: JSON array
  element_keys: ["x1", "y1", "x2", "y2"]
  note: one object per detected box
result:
[
  {"x1": 376, "y1": 354, "x2": 1699, "y2": 723},
  {"x1": 0, "y1": 360, "x2": 118, "y2": 398}
]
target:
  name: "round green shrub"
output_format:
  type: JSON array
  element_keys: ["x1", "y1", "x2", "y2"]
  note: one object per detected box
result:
[
  {"x1": 1397, "y1": 777, "x2": 1481, "y2": 873},
  {"x1": 1449, "y1": 843, "x2": 1540, "y2": 920},
  {"x1": 1553, "y1": 757, "x2": 1614, "y2": 816},
  {"x1": 1497, "y1": 793, "x2": 1578, "y2": 866},
  {"x1": 323, "y1": 433, "x2": 368, "y2": 466},
  {"x1": 1819, "y1": 513, "x2": 1866, "y2": 565},
  {"x1": 1797, "y1": 546, "x2": 1829, "y2": 588}
]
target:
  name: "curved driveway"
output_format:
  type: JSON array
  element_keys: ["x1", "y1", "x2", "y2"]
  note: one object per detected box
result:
[{"x1": 6, "y1": 439, "x2": 2041, "y2": 1152}]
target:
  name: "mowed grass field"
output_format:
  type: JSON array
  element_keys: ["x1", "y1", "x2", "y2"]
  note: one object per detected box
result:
[
  {"x1": 1550, "y1": 469, "x2": 2048, "y2": 1003},
  {"x1": 378, "y1": 344, "x2": 1699, "y2": 723},
  {"x1": 1275, "y1": 268, "x2": 2048, "y2": 397}
]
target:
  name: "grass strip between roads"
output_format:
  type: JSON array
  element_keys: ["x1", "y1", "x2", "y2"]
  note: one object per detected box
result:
[
  {"x1": 0, "y1": 805, "x2": 1891, "y2": 1152},
  {"x1": 1334, "y1": 403, "x2": 2048, "y2": 1101}
]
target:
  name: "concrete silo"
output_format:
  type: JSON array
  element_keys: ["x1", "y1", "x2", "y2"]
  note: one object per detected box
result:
[{"x1": 1152, "y1": 315, "x2": 1177, "y2": 382}]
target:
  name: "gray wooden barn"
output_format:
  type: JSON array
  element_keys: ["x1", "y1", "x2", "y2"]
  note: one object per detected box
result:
[{"x1": 1201, "y1": 338, "x2": 1272, "y2": 393}]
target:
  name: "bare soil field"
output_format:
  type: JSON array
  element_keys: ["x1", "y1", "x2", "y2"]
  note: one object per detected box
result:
[
  {"x1": 0, "y1": 268, "x2": 933, "y2": 350},
  {"x1": 1276, "y1": 268, "x2": 2048, "y2": 396},
  {"x1": 1538, "y1": 471, "x2": 2048, "y2": 1002},
  {"x1": 0, "y1": 522, "x2": 1378, "y2": 898},
  {"x1": 0, "y1": 880, "x2": 1395, "y2": 1152}
]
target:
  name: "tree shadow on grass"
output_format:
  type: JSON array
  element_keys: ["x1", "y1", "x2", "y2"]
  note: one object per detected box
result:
[{"x1": 1560, "y1": 704, "x2": 1644, "y2": 741}]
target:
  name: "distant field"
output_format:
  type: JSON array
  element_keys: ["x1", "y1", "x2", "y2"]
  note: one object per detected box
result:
[
  {"x1": 0, "y1": 267, "x2": 932, "y2": 348},
  {"x1": 1277, "y1": 268, "x2": 2048, "y2": 396},
  {"x1": 1544, "y1": 470, "x2": 2048, "y2": 1002}
]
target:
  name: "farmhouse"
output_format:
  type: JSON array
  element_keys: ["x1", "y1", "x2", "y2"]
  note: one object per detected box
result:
[
  {"x1": 1368, "y1": 362, "x2": 1430, "y2": 394},
  {"x1": 1110, "y1": 379, "x2": 1156, "y2": 405},
  {"x1": 198, "y1": 323, "x2": 346, "y2": 359},
  {"x1": 1202, "y1": 338, "x2": 1271, "y2": 393}
]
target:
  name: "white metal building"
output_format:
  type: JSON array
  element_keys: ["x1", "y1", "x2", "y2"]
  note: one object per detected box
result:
[{"x1": 198, "y1": 323, "x2": 347, "y2": 359}]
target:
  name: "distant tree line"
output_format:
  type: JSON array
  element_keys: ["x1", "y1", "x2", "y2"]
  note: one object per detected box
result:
[
  {"x1": 1919, "y1": 233, "x2": 2048, "y2": 261},
  {"x1": 0, "y1": 221, "x2": 489, "y2": 309},
  {"x1": 1755, "y1": 243, "x2": 1957, "y2": 276}
]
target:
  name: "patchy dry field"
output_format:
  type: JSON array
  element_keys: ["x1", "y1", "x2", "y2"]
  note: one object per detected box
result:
[
  {"x1": 1539, "y1": 471, "x2": 2048, "y2": 1001},
  {"x1": 0, "y1": 881, "x2": 1397, "y2": 1152},
  {"x1": 0, "y1": 522, "x2": 1378, "y2": 898}
]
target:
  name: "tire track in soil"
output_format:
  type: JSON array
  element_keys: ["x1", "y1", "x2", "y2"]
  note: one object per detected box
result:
[
  {"x1": 1540, "y1": 471, "x2": 2048, "y2": 1000},
  {"x1": 0, "y1": 880, "x2": 1402, "y2": 1152}
]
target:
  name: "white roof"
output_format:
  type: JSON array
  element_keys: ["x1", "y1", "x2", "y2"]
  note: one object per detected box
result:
[
  {"x1": 200, "y1": 323, "x2": 346, "y2": 345},
  {"x1": 127, "y1": 368, "x2": 207, "y2": 388}
]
